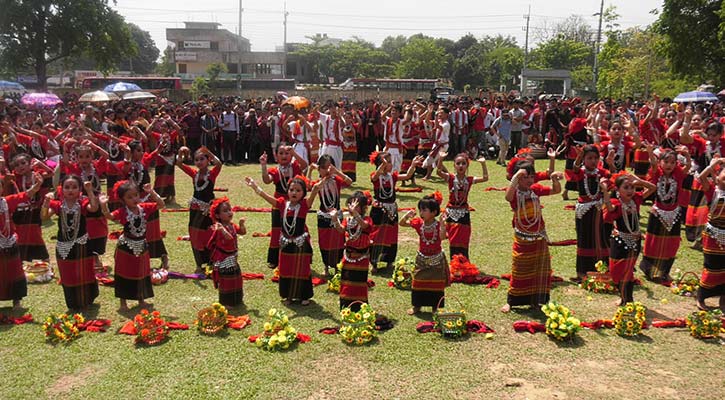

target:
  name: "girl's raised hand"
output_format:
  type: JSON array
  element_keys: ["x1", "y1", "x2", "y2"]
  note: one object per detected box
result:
[
  {"x1": 599, "y1": 177, "x2": 609, "y2": 191},
  {"x1": 259, "y1": 152, "x2": 267, "y2": 164},
  {"x1": 83, "y1": 180, "x2": 94, "y2": 193},
  {"x1": 547, "y1": 148, "x2": 556, "y2": 159},
  {"x1": 551, "y1": 171, "x2": 564, "y2": 181},
  {"x1": 244, "y1": 177, "x2": 257, "y2": 189},
  {"x1": 45, "y1": 192, "x2": 55, "y2": 201},
  {"x1": 98, "y1": 194, "x2": 109, "y2": 205},
  {"x1": 143, "y1": 183, "x2": 152, "y2": 193}
]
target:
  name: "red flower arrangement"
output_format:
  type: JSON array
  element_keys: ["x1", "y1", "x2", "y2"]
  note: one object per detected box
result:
[
  {"x1": 369, "y1": 151, "x2": 380, "y2": 165},
  {"x1": 133, "y1": 309, "x2": 168, "y2": 345},
  {"x1": 209, "y1": 197, "x2": 230, "y2": 223}
]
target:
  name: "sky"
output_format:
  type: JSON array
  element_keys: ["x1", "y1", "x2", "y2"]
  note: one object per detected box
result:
[{"x1": 112, "y1": 0, "x2": 664, "y2": 53}]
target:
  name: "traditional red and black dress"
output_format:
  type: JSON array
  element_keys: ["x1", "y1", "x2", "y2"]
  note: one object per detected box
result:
[
  {"x1": 563, "y1": 118, "x2": 591, "y2": 191},
  {"x1": 152, "y1": 149, "x2": 177, "y2": 199},
  {"x1": 339, "y1": 215, "x2": 372, "y2": 310},
  {"x1": 409, "y1": 217, "x2": 448, "y2": 308},
  {"x1": 49, "y1": 198, "x2": 98, "y2": 309},
  {"x1": 0, "y1": 193, "x2": 29, "y2": 303},
  {"x1": 315, "y1": 175, "x2": 349, "y2": 270},
  {"x1": 207, "y1": 222, "x2": 244, "y2": 306},
  {"x1": 698, "y1": 186, "x2": 725, "y2": 301},
  {"x1": 416, "y1": 120, "x2": 434, "y2": 176},
  {"x1": 276, "y1": 197, "x2": 313, "y2": 301},
  {"x1": 599, "y1": 138, "x2": 634, "y2": 174},
  {"x1": 569, "y1": 166, "x2": 612, "y2": 276},
  {"x1": 369, "y1": 171, "x2": 399, "y2": 267},
  {"x1": 507, "y1": 184, "x2": 553, "y2": 307},
  {"x1": 604, "y1": 193, "x2": 644, "y2": 303},
  {"x1": 266, "y1": 161, "x2": 302, "y2": 267},
  {"x1": 179, "y1": 164, "x2": 221, "y2": 269},
  {"x1": 684, "y1": 137, "x2": 720, "y2": 242},
  {"x1": 102, "y1": 137, "x2": 129, "y2": 211},
  {"x1": 445, "y1": 173, "x2": 473, "y2": 259},
  {"x1": 639, "y1": 165, "x2": 691, "y2": 282},
  {"x1": 401, "y1": 122, "x2": 418, "y2": 173},
  {"x1": 111, "y1": 203, "x2": 156, "y2": 301},
  {"x1": 341, "y1": 125, "x2": 358, "y2": 182},
  {"x1": 12, "y1": 174, "x2": 49, "y2": 261},
  {"x1": 66, "y1": 159, "x2": 109, "y2": 257}
]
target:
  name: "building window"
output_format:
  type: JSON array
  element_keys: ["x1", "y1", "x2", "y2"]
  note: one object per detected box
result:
[
  {"x1": 210, "y1": 42, "x2": 219, "y2": 50},
  {"x1": 177, "y1": 41, "x2": 184, "y2": 49},
  {"x1": 227, "y1": 63, "x2": 238, "y2": 74},
  {"x1": 286, "y1": 61, "x2": 297, "y2": 75},
  {"x1": 178, "y1": 64, "x2": 187, "y2": 73}
]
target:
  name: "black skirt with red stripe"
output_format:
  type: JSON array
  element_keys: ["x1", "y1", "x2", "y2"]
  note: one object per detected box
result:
[
  {"x1": 85, "y1": 207, "x2": 108, "y2": 256},
  {"x1": 369, "y1": 204, "x2": 398, "y2": 266},
  {"x1": 114, "y1": 239, "x2": 154, "y2": 300},
  {"x1": 154, "y1": 163, "x2": 176, "y2": 198},
  {"x1": 146, "y1": 209, "x2": 168, "y2": 259},
  {"x1": 214, "y1": 262, "x2": 244, "y2": 306},
  {"x1": 685, "y1": 179, "x2": 708, "y2": 242},
  {"x1": 575, "y1": 206, "x2": 611, "y2": 275},
  {"x1": 189, "y1": 208, "x2": 212, "y2": 267},
  {"x1": 639, "y1": 210, "x2": 682, "y2": 281},
  {"x1": 699, "y1": 233, "x2": 725, "y2": 299},
  {"x1": 318, "y1": 215, "x2": 344, "y2": 268},
  {"x1": 446, "y1": 208, "x2": 471, "y2": 260},
  {"x1": 13, "y1": 207, "x2": 49, "y2": 261},
  {"x1": 0, "y1": 246, "x2": 26, "y2": 301},
  {"x1": 278, "y1": 240, "x2": 314, "y2": 301},
  {"x1": 56, "y1": 243, "x2": 98, "y2": 309},
  {"x1": 342, "y1": 145, "x2": 357, "y2": 182},
  {"x1": 339, "y1": 253, "x2": 369, "y2": 310},
  {"x1": 267, "y1": 209, "x2": 281, "y2": 267}
]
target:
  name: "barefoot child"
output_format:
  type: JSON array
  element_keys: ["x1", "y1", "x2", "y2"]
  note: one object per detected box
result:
[
  {"x1": 207, "y1": 197, "x2": 247, "y2": 307},
  {"x1": 331, "y1": 191, "x2": 372, "y2": 310},
  {"x1": 246, "y1": 175, "x2": 322, "y2": 305},
  {"x1": 502, "y1": 162, "x2": 563, "y2": 312},
  {"x1": 694, "y1": 156, "x2": 725, "y2": 311},
  {"x1": 602, "y1": 173, "x2": 656, "y2": 305},
  {"x1": 400, "y1": 194, "x2": 449, "y2": 315},
  {"x1": 41, "y1": 175, "x2": 99, "y2": 310},
  {"x1": 100, "y1": 182, "x2": 164, "y2": 311},
  {"x1": 0, "y1": 172, "x2": 42, "y2": 310},
  {"x1": 436, "y1": 152, "x2": 489, "y2": 260}
]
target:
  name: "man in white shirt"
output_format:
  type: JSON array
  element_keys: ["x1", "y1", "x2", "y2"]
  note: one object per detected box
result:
[
  {"x1": 451, "y1": 103, "x2": 468, "y2": 157},
  {"x1": 318, "y1": 104, "x2": 344, "y2": 168},
  {"x1": 509, "y1": 99, "x2": 526, "y2": 156},
  {"x1": 381, "y1": 103, "x2": 404, "y2": 172},
  {"x1": 220, "y1": 104, "x2": 238, "y2": 165},
  {"x1": 423, "y1": 107, "x2": 450, "y2": 170},
  {"x1": 266, "y1": 104, "x2": 282, "y2": 158}
]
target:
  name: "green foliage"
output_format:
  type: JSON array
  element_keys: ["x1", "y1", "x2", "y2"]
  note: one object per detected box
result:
[
  {"x1": 0, "y1": 0, "x2": 135, "y2": 89},
  {"x1": 453, "y1": 36, "x2": 522, "y2": 90},
  {"x1": 529, "y1": 36, "x2": 592, "y2": 71},
  {"x1": 206, "y1": 62, "x2": 227, "y2": 88},
  {"x1": 190, "y1": 77, "x2": 209, "y2": 99},
  {"x1": 395, "y1": 37, "x2": 449, "y2": 79},
  {"x1": 291, "y1": 40, "x2": 393, "y2": 84},
  {"x1": 155, "y1": 47, "x2": 177, "y2": 77},
  {"x1": 656, "y1": 0, "x2": 725, "y2": 87},
  {"x1": 380, "y1": 35, "x2": 408, "y2": 63},
  {"x1": 124, "y1": 23, "x2": 159, "y2": 75}
]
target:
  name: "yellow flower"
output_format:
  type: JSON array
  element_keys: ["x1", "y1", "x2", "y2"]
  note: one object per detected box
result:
[
  {"x1": 255, "y1": 338, "x2": 263, "y2": 347},
  {"x1": 264, "y1": 322, "x2": 272, "y2": 331},
  {"x1": 282, "y1": 315, "x2": 289, "y2": 324},
  {"x1": 268, "y1": 308, "x2": 277, "y2": 317},
  {"x1": 361, "y1": 330, "x2": 370, "y2": 337},
  {"x1": 550, "y1": 322, "x2": 558, "y2": 329}
]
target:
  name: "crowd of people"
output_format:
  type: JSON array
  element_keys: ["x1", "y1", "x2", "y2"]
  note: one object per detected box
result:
[{"x1": 0, "y1": 91, "x2": 723, "y2": 318}]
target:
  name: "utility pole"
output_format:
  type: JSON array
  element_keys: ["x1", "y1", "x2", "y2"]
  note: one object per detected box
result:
[
  {"x1": 283, "y1": 1, "x2": 288, "y2": 79},
  {"x1": 237, "y1": 0, "x2": 243, "y2": 89},
  {"x1": 520, "y1": 4, "x2": 531, "y2": 94},
  {"x1": 592, "y1": 0, "x2": 604, "y2": 99}
]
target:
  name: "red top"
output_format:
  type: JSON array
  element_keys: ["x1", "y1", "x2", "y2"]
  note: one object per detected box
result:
[
  {"x1": 409, "y1": 217, "x2": 443, "y2": 256},
  {"x1": 342, "y1": 216, "x2": 372, "y2": 251},
  {"x1": 269, "y1": 160, "x2": 303, "y2": 198},
  {"x1": 509, "y1": 183, "x2": 551, "y2": 234},
  {"x1": 207, "y1": 223, "x2": 243, "y2": 262},
  {"x1": 638, "y1": 118, "x2": 668, "y2": 144},
  {"x1": 110, "y1": 203, "x2": 158, "y2": 239},
  {"x1": 370, "y1": 171, "x2": 399, "y2": 203},
  {"x1": 312, "y1": 175, "x2": 349, "y2": 212},
  {"x1": 603, "y1": 193, "x2": 644, "y2": 232},
  {"x1": 446, "y1": 174, "x2": 473, "y2": 208},
  {"x1": 0, "y1": 192, "x2": 29, "y2": 235},
  {"x1": 648, "y1": 164, "x2": 690, "y2": 209},
  {"x1": 275, "y1": 197, "x2": 309, "y2": 238},
  {"x1": 179, "y1": 163, "x2": 222, "y2": 202},
  {"x1": 568, "y1": 167, "x2": 611, "y2": 202}
]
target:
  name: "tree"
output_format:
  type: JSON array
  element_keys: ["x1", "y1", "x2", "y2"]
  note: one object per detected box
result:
[
  {"x1": 206, "y1": 63, "x2": 227, "y2": 88},
  {"x1": 380, "y1": 35, "x2": 408, "y2": 63},
  {"x1": 120, "y1": 23, "x2": 159, "y2": 75},
  {"x1": 155, "y1": 47, "x2": 176, "y2": 77},
  {"x1": 395, "y1": 37, "x2": 448, "y2": 78},
  {"x1": 529, "y1": 36, "x2": 592, "y2": 70},
  {"x1": 0, "y1": 0, "x2": 135, "y2": 90},
  {"x1": 190, "y1": 77, "x2": 209, "y2": 99},
  {"x1": 655, "y1": 0, "x2": 725, "y2": 86},
  {"x1": 451, "y1": 35, "x2": 522, "y2": 90}
]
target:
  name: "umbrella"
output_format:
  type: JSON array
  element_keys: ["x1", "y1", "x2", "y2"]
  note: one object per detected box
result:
[
  {"x1": 282, "y1": 96, "x2": 310, "y2": 110},
  {"x1": 0, "y1": 80, "x2": 26, "y2": 95},
  {"x1": 122, "y1": 91, "x2": 156, "y2": 101},
  {"x1": 718, "y1": 88, "x2": 725, "y2": 97},
  {"x1": 103, "y1": 82, "x2": 142, "y2": 93},
  {"x1": 20, "y1": 92, "x2": 63, "y2": 107},
  {"x1": 79, "y1": 90, "x2": 119, "y2": 103},
  {"x1": 673, "y1": 91, "x2": 719, "y2": 103}
]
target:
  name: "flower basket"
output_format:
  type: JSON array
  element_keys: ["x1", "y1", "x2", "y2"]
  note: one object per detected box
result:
[
  {"x1": 42, "y1": 313, "x2": 84, "y2": 342},
  {"x1": 685, "y1": 309, "x2": 722, "y2": 339},
  {"x1": 133, "y1": 309, "x2": 168, "y2": 346},
  {"x1": 670, "y1": 270, "x2": 699, "y2": 297},
  {"x1": 541, "y1": 302, "x2": 581, "y2": 341},
  {"x1": 339, "y1": 301, "x2": 377, "y2": 345},
  {"x1": 253, "y1": 308, "x2": 298, "y2": 351},
  {"x1": 613, "y1": 302, "x2": 647, "y2": 337},
  {"x1": 327, "y1": 263, "x2": 341, "y2": 293},
  {"x1": 24, "y1": 261, "x2": 54, "y2": 284},
  {"x1": 434, "y1": 296, "x2": 467, "y2": 338},
  {"x1": 580, "y1": 261, "x2": 617, "y2": 294},
  {"x1": 195, "y1": 303, "x2": 228, "y2": 335},
  {"x1": 389, "y1": 257, "x2": 414, "y2": 290}
]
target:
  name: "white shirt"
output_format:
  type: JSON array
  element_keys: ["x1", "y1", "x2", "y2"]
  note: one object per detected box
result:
[
  {"x1": 318, "y1": 113, "x2": 343, "y2": 143},
  {"x1": 221, "y1": 112, "x2": 238, "y2": 132}
]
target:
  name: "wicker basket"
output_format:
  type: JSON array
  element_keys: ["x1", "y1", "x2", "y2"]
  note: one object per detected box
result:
[
  {"x1": 340, "y1": 301, "x2": 377, "y2": 345},
  {"x1": 671, "y1": 271, "x2": 699, "y2": 296},
  {"x1": 196, "y1": 308, "x2": 227, "y2": 335},
  {"x1": 434, "y1": 296, "x2": 467, "y2": 337}
]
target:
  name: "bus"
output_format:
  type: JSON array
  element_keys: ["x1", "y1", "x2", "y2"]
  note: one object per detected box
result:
[
  {"x1": 80, "y1": 76, "x2": 182, "y2": 90},
  {"x1": 337, "y1": 78, "x2": 445, "y2": 91}
]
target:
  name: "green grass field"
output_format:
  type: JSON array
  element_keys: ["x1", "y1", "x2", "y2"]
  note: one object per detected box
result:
[{"x1": 0, "y1": 159, "x2": 722, "y2": 400}]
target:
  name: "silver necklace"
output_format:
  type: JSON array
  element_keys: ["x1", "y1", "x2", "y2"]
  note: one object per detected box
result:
[
  {"x1": 125, "y1": 205, "x2": 147, "y2": 237},
  {"x1": 129, "y1": 161, "x2": 145, "y2": 186},
  {"x1": 656, "y1": 175, "x2": 677, "y2": 203},
  {"x1": 582, "y1": 168, "x2": 601, "y2": 198},
  {"x1": 515, "y1": 189, "x2": 541, "y2": 230},
  {"x1": 452, "y1": 174, "x2": 469, "y2": 205},
  {"x1": 194, "y1": 169, "x2": 211, "y2": 192},
  {"x1": 620, "y1": 199, "x2": 639, "y2": 233},
  {"x1": 710, "y1": 188, "x2": 725, "y2": 219},
  {"x1": 0, "y1": 198, "x2": 11, "y2": 238},
  {"x1": 610, "y1": 142, "x2": 624, "y2": 171},
  {"x1": 377, "y1": 173, "x2": 394, "y2": 200},
  {"x1": 420, "y1": 220, "x2": 439, "y2": 246},
  {"x1": 319, "y1": 179, "x2": 338, "y2": 211},
  {"x1": 346, "y1": 216, "x2": 362, "y2": 242},
  {"x1": 60, "y1": 200, "x2": 81, "y2": 241},
  {"x1": 282, "y1": 201, "x2": 300, "y2": 236},
  {"x1": 31, "y1": 139, "x2": 44, "y2": 158},
  {"x1": 278, "y1": 164, "x2": 292, "y2": 193},
  {"x1": 108, "y1": 141, "x2": 120, "y2": 158}
]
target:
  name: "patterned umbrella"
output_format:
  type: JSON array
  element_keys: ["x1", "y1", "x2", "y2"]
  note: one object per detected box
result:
[
  {"x1": 79, "y1": 90, "x2": 119, "y2": 103},
  {"x1": 281, "y1": 96, "x2": 310, "y2": 110},
  {"x1": 20, "y1": 92, "x2": 63, "y2": 107},
  {"x1": 673, "y1": 91, "x2": 719, "y2": 103},
  {"x1": 103, "y1": 82, "x2": 142, "y2": 93},
  {"x1": 122, "y1": 91, "x2": 156, "y2": 101}
]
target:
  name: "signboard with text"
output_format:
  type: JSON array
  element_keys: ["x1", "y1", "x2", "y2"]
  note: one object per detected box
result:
[
  {"x1": 183, "y1": 41, "x2": 210, "y2": 49},
  {"x1": 175, "y1": 52, "x2": 197, "y2": 61}
]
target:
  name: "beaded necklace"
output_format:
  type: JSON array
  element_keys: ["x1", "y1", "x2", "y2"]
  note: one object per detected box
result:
[
  {"x1": 282, "y1": 201, "x2": 301, "y2": 237},
  {"x1": 420, "y1": 220, "x2": 439, "y2": 246},
  {"x1": 319, "y1": 178, "x2": 338, "y2": 211},
  {"x1": 125, "y1": 205, "x2": 146, "y2": 237},
  {"x1": 515, "y1": 189, "x2": 541, "y2": 231},
  {"x1": 345, "y1": 216, "x2": 362, "y2": 242},
  {"x1": 656, "y1": 175, "x2": 677, "y2": 203},
  {"x1": 582, "y1": 168, "x2": 601, "y2": 198},
  {"x1": 194, "y1": 169, "x2": 211, "y2": 192},
  {"x1": 377, "y1": 173, "x2": 394, "y2": 200},
  {"x1": 452, "y1": 174, "x2": 469, "y2": 205}
]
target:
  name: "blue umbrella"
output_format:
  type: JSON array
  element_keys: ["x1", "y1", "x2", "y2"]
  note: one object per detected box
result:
[
  {"x1": 0, "y1": 80, "x2": 26, "y2": 93},
  {"x1": 103, "y1": 82, "x2": 142, "y2": 93},
  {"x1": 673, "y1": 91, "x2": 719, "y2": 103}
]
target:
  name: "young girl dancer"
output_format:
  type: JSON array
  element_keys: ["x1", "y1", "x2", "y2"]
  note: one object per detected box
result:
[
  {"x1": 502, "y1": 162, "x2": 564, "y2": 313},
  {"x1": 436, "y1": 152, "x2": 488, "y2": 259},
  {"x1": 0, "y1": 172, "x2": 41, "y2": 310},
  {"x1": 207, "y1": 197, "x2": 247, "y2": 307},
  {"x1": 694, "y1": 157, "x2": 725, "y2": 311},
  {"x1": 41, "y1": 175, "x2": 99, "y2": 310},
  {"x1": 640, "y1": 145, "x2": 692, "y2": 283},
  {"x1": 570, "y1": 145, "x2": 612, "y2": 281},
  {"x1": 331, "y1": 191, "x2": 372, "y2": 310},
  {"x1": 602, "y1": 173, "x2": 656, "y2": 305},
  {"x1": 369, "y1": 152, "x2": 423, "y2": 272},
  {"x1": 176, "y1": 146, "x2": 222, "y2": 274},
  {"x1": 149, "y1": 128, "x2": 179, "y2": 202},
  {"x1": 246, "y1": 175, "x2": 322, "y2": 305},
  {"x1": 259, "y1": 145, "x2": 308, "y2": 269},
  {"x1": 100, "y1": 181, "x2": 164, "y2": 311},
  {"x1": 10, "y1": 154, "x2": 51, "y2": 263},
  {"x1": 309, "y1": 154, "x2": 352, "y2": 276},
  {"x1": 400, "y1": 194, "x2": 448, "y2": 315}
]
